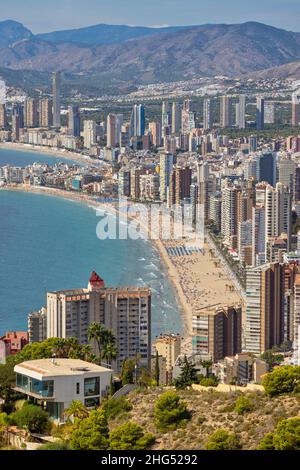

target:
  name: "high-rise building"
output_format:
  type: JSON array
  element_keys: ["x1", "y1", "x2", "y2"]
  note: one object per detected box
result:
[
  {"x1": 291, "y1": 92, "x2": 300, "y2": 127},
  {"x1": 159, "y1": 152, "x2": 174, "y2": 202},
  {"x1": 83, "y1": 120, "x2": 96, "y2": 149},
  {"x1": 148, "y1": 121, "x2": 162, "y2": 147},
  {"x1": 118, "y1": 169, "x2": 131, "y2": 197},
  {"x1": 192, "y1": 305, "x2": 242, "y2": 361},
  {"x1": 131, "y1": 104, "x2": 145, "y2": 137},
  {"x1": 171, "y1": 102, "x2": 180, "y2": 134},
  {"x1": 12, "y1": 104, "x2": 24, "y2": 128},
  {"x1": 0, "y1": 103, "x2": 7, "y2": 129},
  {"x1": 244, "y1": 263, "x2": 285, "y2": 354},
  {"x1": 265, "y1": 183, "x2": 292, "y2": 252},
  {"x1": 181, "y1": 100, "x2": 195, "y2": 134},
  {"x1": 154, "y1": 334, "x2": 181, "y2": 385},
  {"x1": 256, "y1": 97, "x2": 265, "y2": 130},
  {"x1": 220, "y1": 96, "x2": 232, "y2": 128},
  {"x1": 209, "y1": 192, "x2": 222, "y2": 232},
  {"x1": 258, "y1": 151, "x2": 277, "y2": 186},
  {"x1": 39, "y1": 99, "x2": 53, "y2": 128},
  {"x1": 47, "y1": 272, "x2": 151, "y2": 372},
  {"x1": 252, "y1": 205, "x2": 266, "y2": 266},
  {"x1": 24, "y1": 98, "x2": 39, "y2": 128},
  {"x1": 52, "y1": 71, "x2": 61, "y2": 128},
  {"x1": 278, "y1": 157, "x2": 296, "y2": 200},
  {"x1": 236, "y1": 95, "x2": 246, "y2": 129},
  {"x1": 203, "y1": 98, "x2": 212, "y2": 131},
  {"x1": 28, "y1": 308, "x2": 47, "y2": 343},
  {"x1": 169, "y1": 166, "x2": 192, "y2": 206},
  {"x1": 68, "y1": 105, "x2": 81, "y2": 137},
  {"x1": 162, "y1": 101, "x2": 172, "y2": 138},
  {"x1": 264, "y1": 101, "x2": 275, "y2": 124},
  {"x1": 293, "y1": 274, "x2": 300, "y2": 355},
  {"x1": 11, "y1": 114, "x2": 21, "y2": 142},
  {"x1": 221, "y1": 182, "x2": 241, "y2": 248}
]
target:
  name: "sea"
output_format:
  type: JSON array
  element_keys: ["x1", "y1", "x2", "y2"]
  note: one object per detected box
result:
[{"x1": 0, "y1": 148, "x2": 182, "y2": 338}]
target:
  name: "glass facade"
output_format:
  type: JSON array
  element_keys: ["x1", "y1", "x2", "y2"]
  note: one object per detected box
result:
[
  {"x1": 16, "y1": 374, "x2": 54, "y2": 398},
  {"x1": 84, "y1": 377, "x2": 100, "y2": 397}
]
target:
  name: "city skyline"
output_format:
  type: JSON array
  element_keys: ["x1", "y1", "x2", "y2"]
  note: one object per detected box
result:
[{"x1": 0, "y1": 0, "x2": 299, "y2": 33}]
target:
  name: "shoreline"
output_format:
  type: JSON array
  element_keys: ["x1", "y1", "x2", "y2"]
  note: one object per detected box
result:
[
  {"x1": 0, "y1": 184, "x2": 191, "y2": 340},
  {"x1": 0, "y1": 142, "x2": 102, "y2": 166}
]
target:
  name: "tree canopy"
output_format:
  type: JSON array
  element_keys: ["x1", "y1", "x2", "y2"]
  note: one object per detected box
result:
[
  {"x1": 262, "y1": 366, "x2": 300, "y2": 396},
  {"x1": 258, "y1": 417, "x2": 300, "y2": 450},
  {"x1": 70, "y1": 408, "x2": 109, "y2": 450},
  {"x1": 109, "y1": 421, "x2": 155, "y2": 450},
  {"x1": 205, "y1": 429, "x2": 242, "y2": 450},
  {"x1": 154, "y1": 391, "x2": 190, "y2": 431}
]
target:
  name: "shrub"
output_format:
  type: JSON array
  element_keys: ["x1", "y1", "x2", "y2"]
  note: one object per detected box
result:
[
  {"x1": 103, "y1": 397, "x2": 132, "y2": 420},
  {"x1": 199, "y1": 376, "x2": 219, "y2": 387},
  {"x1": 273, "y1": 417, "x2": 300, "y2": 450},
  {"x1": 205, "y1": 429, "x2": 242, "y2": 450},
  {"x1": 262, "y1": 366, "x2": 300, "y2": 396},
  {"x1": 154, "y1": 392, "x2": 190, "y2": 431},
  {"x1": 9, "y1": 404, "x2": 50, "y2": 433},
  {"x1": 235, "y1": 396, "x2": 254, "y2": 415},
  {"x1": 70, "y1": 409, "x2": 109, "y2": 450},
  {"x1": 109, "y1": 421, "x2": 155, "y2": 450},
  {"x1": 39, "y1": 440, "x2": 71, "y2": 450},
  {"x1": 257, "y1": 433, "x2": 275, "y2": 450}
]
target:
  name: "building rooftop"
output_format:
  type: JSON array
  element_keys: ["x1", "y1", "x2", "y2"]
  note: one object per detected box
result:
[{"x1": 14, "y1": 359, "x2": 111, "y2": 378}]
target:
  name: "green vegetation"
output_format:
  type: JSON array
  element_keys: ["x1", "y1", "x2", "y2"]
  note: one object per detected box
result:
[
  {"x1": 173, "y1": 356, "x2": 199, "y2": 389},
  {"x1": 109, "y1": 422, "x2": 155, "y2": 450},
  {"x1": 205, "y1": 429, "x2": 242, "y2": 450},
  {"x1": 154, "y1": 391, "x2": 190, "y2": 431},
  {"x1": 87, "y1": 323, "x2": 117, "y2": 365},
  {"x1": 9, "y1": 403, "x2": 50, "y2": 433},
  {"x1": 199, "y1": 376, "x2": 219, "y2": 387},
  {"x1": 39, "y1": 440, "x2": 71, "y2": 450},
  {"x1": 154, "y1": 351, "x2": 160, "y2": 387},
  {"x1": 260, "y1": 350, "x2": 284, "y2": 371},
  {"x1": 262, "y1": 366, "x2": 300, "y2": 396},
  {"x1": 70, "y1": 408, "x2": 109, "y2": 450},
  {"x1": 103, "y1": 397, "x2": 133, "y2": 420},
  {"x1": 258, "y1": 417, "x2": 300, "y2": 450},
  {"x1": 121, "y1": 359, "x2": 136, "y2": 385},
  {"x1": 235, "y1": 396, "x2": 254, "y2": 415},
  {"x1": 64, "y1": 401, "x2": 89, "y2": 421}
]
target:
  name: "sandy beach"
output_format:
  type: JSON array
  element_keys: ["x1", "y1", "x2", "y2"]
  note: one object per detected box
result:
[
  {"x1": 0, "y1": 142, "x2": 101, "y2": 166},
  {"x1": 1, "y1": 184, "x2": 243, "y2": 348}
]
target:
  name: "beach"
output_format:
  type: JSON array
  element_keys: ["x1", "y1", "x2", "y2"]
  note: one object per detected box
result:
[
  {"x1": 1, "y1": 184, "x2": 243, "y2": 348},
  {"x1": 0, "y1": 142, "x2": 101, "y2": 167}
]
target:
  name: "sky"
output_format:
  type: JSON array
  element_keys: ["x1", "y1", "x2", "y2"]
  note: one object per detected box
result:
[{"x1": 0, "y1": 0, "x2": 299, "y2": 33}]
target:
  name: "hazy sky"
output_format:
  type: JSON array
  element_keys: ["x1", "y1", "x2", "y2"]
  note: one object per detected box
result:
[{"x1": 0, "y1": 0, "x2": 299, "y2": 33}]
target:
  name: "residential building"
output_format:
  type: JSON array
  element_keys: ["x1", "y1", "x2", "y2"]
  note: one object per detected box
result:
[
  {"x1": 68, "y1": 105, "x2": 81, "y2": 137},
  {"x1": 52, "y1": 71, "x2": 61, "y2": 128},
  {"x1": 256, "y1": 97, "x2": 265, "y2": 130},
  {"x1": 153, "y1": 334, "x2": 181, "y2": 385},
  {"x1": 220, "y1": 96, "x2": 232, "y2": 128},
  {"x1": 14, "y1": 358, "x2": 112, "y2": 422},
  {"x1": 28, "y1": 308, "x2": 48, "y2": 343}
]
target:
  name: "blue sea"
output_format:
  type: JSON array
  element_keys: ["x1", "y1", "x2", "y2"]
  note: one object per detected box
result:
[{"x1": 0, "y1": 148, "x2": 182, "y2": 338}]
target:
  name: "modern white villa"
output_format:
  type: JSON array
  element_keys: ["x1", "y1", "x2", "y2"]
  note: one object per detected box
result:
[{"x1": 14, "y1": 358, "x2": 113, "y2": 422}]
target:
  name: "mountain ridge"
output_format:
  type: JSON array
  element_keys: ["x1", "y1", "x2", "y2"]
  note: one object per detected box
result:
[{"x1": 0, "y1": 20, "x2": 300, "y2": 84}]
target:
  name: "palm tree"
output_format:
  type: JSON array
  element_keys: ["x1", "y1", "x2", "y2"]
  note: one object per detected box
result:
[
  {"x1": 201, "y1": 359, "x2": 213, "y2": 377},
  {"x1": 64, "y1": 401, "x2": 89, "y2": 421},
  {"x1": 101, "y1": 342, "x2": 118, "y2": 367},
  {"x1": 88, "y1": 323, "x2": 107, "y2": 359}
]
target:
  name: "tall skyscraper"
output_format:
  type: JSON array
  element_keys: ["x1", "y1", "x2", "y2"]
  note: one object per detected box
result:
[
  {"x1": 11, "y1": 114, "x2": 21, "y2": 142},
  {"x1": 24, "y1": 98, "x2": 39, "y2": 128},
  {"x1": 292, "y1": 92, "x2": 300, "y2": 127},
  {"x1": 258, "y1": 151, "x2": 277, "y2": 186},
  {"x1": 244, "y1": 263, "x2": 285, "y2": 354},
  {"x1": 160, "y1": 152, "x2": 174, "y2": 202},
  {"x1": 131, "y1": 104, "x2": 145, "y2": 137},
  {"x1": 221, "y1": 183, "x2": 241, "y2": 248},
  {"x1": 47, "y1": 272, "x2": 151, "y2": 371},
  {"x1": 162, "y1": 101, "x2": 172, "y2": 137},
  {"x1": 12, "y1": 104, "x2": 24, "y2": 128},
  {"x1": 256, "y1": 97, "x2": 265, "y2": 130},
  {"x1": 0, "y1": 103, "x2": 7, "y2": 129},
  {"x1": 171, "y1": 102, "x2": 180, "y2": 134},
  {"x1": 181, "y1": 99, "x2": 195, "y2": 134},
  {"x1": 265, "y1": 183, "x2": 292, "y2": 252},
  {"x1": 52, "y1": 71, "x2": 61, "y2": 128},
  {"x1": 149, "y1": 121, "x2": 162, "y2": 147},
  {"x1": 278, "y1": 157, "x2": 296, "y2": 200},
  {"x1": 83, "y1": 120, "x2": 96, "y2": 149},
  {"x1": 68, "y1": 105, "x2": 81, "y2": 137},
  {"x1": 107, "y1": 113, "x2": 119, "y2": 148},
  {"x1": 39, "y1": 99, "x2": 53, "y2": 128},
  {"x1": 236, "y1": 95, "x2": 246, "y2": 129},
  {"x1": 220, "y1": 96, "x2": 232, "y2": 128},
  {"x1": 203, "y1": 98, "x2": 212, "y2": 131}
]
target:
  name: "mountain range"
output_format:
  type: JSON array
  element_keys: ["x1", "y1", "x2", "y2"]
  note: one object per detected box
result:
[{"x1": 0, "y1": 19, "x2": 300, "y2": 86}]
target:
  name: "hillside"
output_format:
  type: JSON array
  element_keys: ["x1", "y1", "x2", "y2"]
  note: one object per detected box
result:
[
  {"x1": 0, "y1": 20, "x2": 300, "y2": 84},
  {"x1": 121, "y1": 388, "x2": 300, "y2": 450}
]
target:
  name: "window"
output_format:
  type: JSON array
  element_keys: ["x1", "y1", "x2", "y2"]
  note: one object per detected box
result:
[
  {"x1": 84, "y1": 377, "x2": 100, "y2": 397},
  {"x1": 84, "y1": 397, "x2": 100, "y2": 408},
  {"x1": 76, "y1": 382, "x2": 80, "y2": 394}
]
